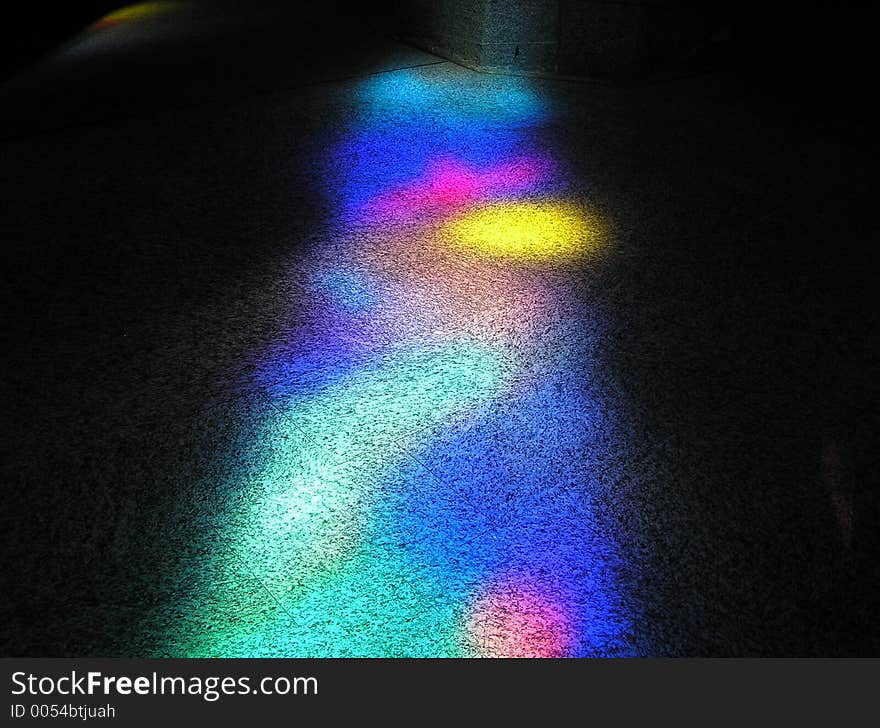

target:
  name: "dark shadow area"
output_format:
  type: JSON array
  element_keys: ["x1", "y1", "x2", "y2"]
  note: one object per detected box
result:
[
  {"x1": 0, "y1": 3, "x2": 120, "y2": 82},
  {"x1": 0, "y1": 2, "x2": 417, "y2": 139},
  {"x1": 582, "y1": 4, "x2": 876, "y2": 654}
]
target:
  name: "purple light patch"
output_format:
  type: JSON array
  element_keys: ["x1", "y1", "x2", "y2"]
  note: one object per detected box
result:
[{"x1": 359, "y1": 154, "x2": 554, "y2": 226}]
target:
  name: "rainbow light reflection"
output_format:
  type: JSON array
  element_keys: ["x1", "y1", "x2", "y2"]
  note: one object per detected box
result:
[
  {"x1": 465, "y1": 578, "x2": 575, "y2": 658},
  {"x1": 89, "y1": 2, "x2": 179, "y2": 30},
  {"x1": 168, "y1": 64, "x2": 634, "y2": 658},
  {"x1": 445, "y1": 200, "x2": 604, "y2": 261},
  {"x1": 361, "y1": 155, "x2": 554, "y2": 226}
]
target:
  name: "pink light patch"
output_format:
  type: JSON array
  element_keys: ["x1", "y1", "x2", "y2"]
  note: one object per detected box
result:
[
  {"x1": 361, "y1": 155, "x2": 553, "y2": 225},
  {"x1": 465, "y1": 579, "x2": 575, "y2": 658}
]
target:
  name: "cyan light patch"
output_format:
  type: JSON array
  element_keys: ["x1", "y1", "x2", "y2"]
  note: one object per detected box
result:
[
  {"x1": 171, "y1": 341, "x2": 513, "y2": 657},
  {"x1": 205, "y1": 365, "x2": 633, "y2": 658},
  {"x1": 285, "y1": 340, "x2": 512, "y2": 455},
  {"x1": 356, "y1": 69, "x2": 546, "y2": 125}
]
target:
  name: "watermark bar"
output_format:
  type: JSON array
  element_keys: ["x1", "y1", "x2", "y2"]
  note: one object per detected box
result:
[{"x1": 3, "y1": 659, "x2": 877, "y2": 725}]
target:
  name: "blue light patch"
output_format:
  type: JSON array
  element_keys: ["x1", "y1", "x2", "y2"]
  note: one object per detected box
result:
[{"x1": 313, "y1": 268, "x2": 379, "y2": 313}]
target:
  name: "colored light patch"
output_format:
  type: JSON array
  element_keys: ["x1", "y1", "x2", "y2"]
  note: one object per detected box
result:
[
  {"x1": 329, "y1": 125, "x2": 551, "y2": 222},
  {"x1": 158, "y1": 60, "x2": 640, "y2": 658},
  {"x1": 287, "y1": 340, "x2": 511, "y2": 452},
  {"x1": 361, "y1": 155, "x2": 554, "y2": 225},
  {"x1": 445, "y1": 201, "x2": 604, "y2": 261},
  {"x1": 218, "y1": 428, "x2": 369, "y2": 604},
  {"x1": 465, "y1": 580, "x2": 575, "y2": 658},
  {"x1": 356, "y1": 69, "x2": 546, "y2": 125},
  {"x1": 165, "y1": 343, "x2": 513, "y2": 657},
  {"x1": 396, "y1": 366, "x2": 635, "y2": 657},
  {"x1": 356, "y1": 70, "x2": 442, "y2": 110},
  {"x1": 90, "y1": 2, "x2": 178, "y2": 29},
  {"x1": 329, "y1": 66, "x2": 550, "y2": 222},
  {"x1": 314, "y1": 268, "x2": 378, "y2": 313}
]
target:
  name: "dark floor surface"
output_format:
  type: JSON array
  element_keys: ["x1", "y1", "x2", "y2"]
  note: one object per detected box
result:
[{"x1": 1, "y1": 3, "x2": 877, "y2": 656}]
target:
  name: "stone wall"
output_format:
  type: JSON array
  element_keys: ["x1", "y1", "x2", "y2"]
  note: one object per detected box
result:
[{"x1": 395, "y1": 0, "x2": 733, "y2": 80}]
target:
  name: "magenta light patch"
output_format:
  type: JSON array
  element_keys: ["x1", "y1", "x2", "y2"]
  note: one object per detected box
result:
[
  {"x1": 464, "y1": 578, "x2": 576, "y2": 658},
  {"x1": 359, "y1": 154, "x2": 554, "y2": 226}
]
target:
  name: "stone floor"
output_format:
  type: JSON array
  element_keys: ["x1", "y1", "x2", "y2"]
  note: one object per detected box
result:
[{"x1": 1, "y1": 3, "x2": 876, "y2": 657}]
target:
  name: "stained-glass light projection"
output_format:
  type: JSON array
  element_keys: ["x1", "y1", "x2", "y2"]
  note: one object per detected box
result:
[
  {"x1": 89, "y1": 2, "x2": 180, "y2": 31},
  {"x1": 360, "y1": 155, "x2": 555, "y2": 226},
  {"x1": 167, "y1": 63, "x2": 634, "y2": 658},
  {"x1": 444, "y1": 200, "x2": 605, "y2": 261},
  {"x1": 464, "y1": 578, "x2": 576, "y2": 658}
]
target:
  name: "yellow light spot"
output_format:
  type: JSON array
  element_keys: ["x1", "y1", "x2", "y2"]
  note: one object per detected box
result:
[
  {"x1": 444, "y1": 201, "x2": 604, "y2": 261},
  {"x1": 92, "y1": 2, "x2": 179, "y2": 29}
]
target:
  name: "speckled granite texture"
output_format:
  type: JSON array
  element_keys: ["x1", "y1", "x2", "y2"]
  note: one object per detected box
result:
[{"x1": 1, "y1": 3, "x2": 875, "y2": 657}]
